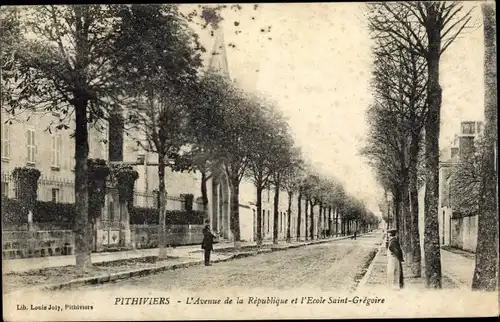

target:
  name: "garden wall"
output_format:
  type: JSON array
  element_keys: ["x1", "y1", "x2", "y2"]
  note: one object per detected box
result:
[
  {"x1": 131, "y1": 224, "x2": 205, "y2": 249},
  {"x1": 450, "y1": 214, "x2": 478, "y2": 253},
  {"x1": 2, "y1": 230, "x2": 75, "y2": 259}
]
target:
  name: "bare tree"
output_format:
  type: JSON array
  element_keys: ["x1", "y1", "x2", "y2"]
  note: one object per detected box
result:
[
  {"x1": 367, "y1": 1, "x2": 475, "y2": 288},
  {"x1": 363, "y1": 31, "x2": 428, "y2": 276}
]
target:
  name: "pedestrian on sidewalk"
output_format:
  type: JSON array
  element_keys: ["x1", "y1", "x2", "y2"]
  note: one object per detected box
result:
[
  {"x1": 201, "y1": 219, "x2": 217, "y2": 266},
  {"x1": 387, "y1": 229, "x2": 404, "y2": 290}
]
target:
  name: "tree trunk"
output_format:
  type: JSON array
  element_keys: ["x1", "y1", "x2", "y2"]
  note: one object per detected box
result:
[
  {"x1": 158, "y1": 153, "x2": 168, "y2": 259},
  {"x1": 297, "y1": 193, "x2": 302, "y2": 241},
  {"x1": 256, "y1": 184, "x2": 263, "y2": 245},
  {"x1": 211, "y1": 175, "x2": 218, "y2": 231},
  {"x1": 401, "y1": 168, "x2": 412, "y2": 259},
  {"x1": 286, "y1": 190, "x2": 292, "y2": 242},
  {"x1": 409, "y1": 133, "x2": 422, "y2": 277},
  {"x1": 423, "y1": 10, "x2": 443, "y2": 288},
  {"x1": 472, "y1": 3, "x2": 498, "y2": 292},
  {"x1": 229, "y1": 175, "x2": 241, "y2": 246},
  {"x1": 318, "y1": 203, "x2": 323, "y2": 238},
  {"x1": 74, "y1": 98, "x2": 91, "y2": 269},
  {"x1": 335, "y1": 209, "x2": 339, "y2": 236},
  {"x1": 393, "y1": 191, "x2": 401, "y2": 234},
  {"x1": 200, "y1": 170, "x2": 209, "y2": 214},
  {"x1": 304, "y1": 198, "x2": 309, "y2": 239},
  {"x1": 328, "y1": 207, "x2": 332, "y2": 237},
  {"x1": 273, "y1": 178, "x2": 280, "y2": 244},
  {"x1": 341, "y1": 214, "x2": 344, "y2": 236},
  {"x1": 309, "y1": 200, "x2": 315, "y2": 240}
]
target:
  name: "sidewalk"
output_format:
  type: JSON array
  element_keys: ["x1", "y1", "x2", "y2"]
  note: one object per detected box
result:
[
  {"x1": 440, "y1": 248, "x2": 475, "y2": 288},
  {"x1": 357, "y1": 242, "x2": 472, "y2": 291},
  {"x1": 2, "y1": 235, "x2": 354, "y2": 274}
]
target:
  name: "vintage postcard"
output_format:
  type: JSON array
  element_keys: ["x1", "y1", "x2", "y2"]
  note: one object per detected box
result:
[{"x1": 1, "y1": 2, "x2": 498, "y2": 321}]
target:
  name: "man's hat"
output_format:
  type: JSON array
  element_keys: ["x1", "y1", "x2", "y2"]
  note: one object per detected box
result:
[{"x1": 388, "y1": 229, "x2": 397, "y2": 235}]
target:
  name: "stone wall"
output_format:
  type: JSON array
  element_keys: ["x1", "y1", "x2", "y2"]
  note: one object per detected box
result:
[
  {"x1": 2, "y1": 230, "x2": 75, "y2": 259},
  {"x1": 2, "y1": 224, "x2": 209, "y2": 259},
  {"x1": 131, "y1": 224, "x2": 205, "y2": 249},
  {"x1": 450, "y1": 215, "x2": 478, "y2": 253}
]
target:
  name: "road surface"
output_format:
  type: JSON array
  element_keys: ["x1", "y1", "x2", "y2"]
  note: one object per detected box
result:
[{"x1": 76, "y1": 232, "x2": 382, "y2": 293}]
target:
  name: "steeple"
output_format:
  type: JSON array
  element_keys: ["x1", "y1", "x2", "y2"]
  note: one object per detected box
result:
[{"x1": 207, "y1": 25, "x2": 230, "y2": 79}]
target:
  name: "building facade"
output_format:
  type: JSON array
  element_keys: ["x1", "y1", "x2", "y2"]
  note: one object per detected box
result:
[
  {"x1": 1, "y1": 110, "x2": 107, "y2": 204},
  {"x1": 418, "y1": 120, "x2": 484, "y2": 254}
]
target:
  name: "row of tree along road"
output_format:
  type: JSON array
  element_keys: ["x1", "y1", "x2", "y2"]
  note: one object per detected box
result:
[
  {"x1": 1, "y1": 5, "x2": 379, "y2": 271},
  {"x1": 362, "y1": 2, "x2": 497, "y2": 291}
]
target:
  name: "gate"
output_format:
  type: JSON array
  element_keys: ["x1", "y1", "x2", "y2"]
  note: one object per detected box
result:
[{"x1": 97, "y1": 187, "x2": 121, "y2": 248}]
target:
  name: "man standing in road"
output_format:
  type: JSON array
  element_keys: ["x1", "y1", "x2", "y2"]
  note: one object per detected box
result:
[
  {"x1": 387, "y1": 229, "x2": 404, "y2": 289},
  {"x1": 201, "y1": 220, "x2": 217, "y2": 266}
]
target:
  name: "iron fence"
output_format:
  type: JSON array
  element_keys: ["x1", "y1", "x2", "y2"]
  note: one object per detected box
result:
[
  {"x1": 1, "y1": 172, "x2": 75, "y2": 203},
  {"x1": 1, "y1": 171, "x2": 204, "y2": 211}
]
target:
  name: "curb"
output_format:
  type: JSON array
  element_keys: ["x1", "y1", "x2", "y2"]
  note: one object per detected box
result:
[
  {"x1": 356, "y1": 241, "x2": 384, "y2": 291},
  {"x1": 40, "y1": 234, "x2": 364, "y2": 292}
]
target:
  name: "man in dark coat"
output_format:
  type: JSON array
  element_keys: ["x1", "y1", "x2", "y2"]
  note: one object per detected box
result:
[
  {"x1": 201, "y1": 220, "x2": 217, "y2": 266},
  {"x1": 387, "y1": 229, "x2": 404, "y2": 289}
]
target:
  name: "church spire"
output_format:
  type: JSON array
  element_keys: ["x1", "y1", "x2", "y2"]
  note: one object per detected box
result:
[{"x1": 207, "y1": 25, "x2": 230, "y2": 79}]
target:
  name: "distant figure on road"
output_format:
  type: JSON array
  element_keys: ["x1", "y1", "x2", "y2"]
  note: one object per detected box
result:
[
  {"x1": 387, "y1": 229, "x2": 404, "y2": 289},
  {"x1": 201, "y1": 220, "x2": 217, "y2": 266}
]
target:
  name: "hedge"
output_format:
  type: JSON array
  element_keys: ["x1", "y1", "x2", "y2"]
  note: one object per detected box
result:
[
  {"x1": 1, "y1": 197, "x2": 206, "y2": 226},
  {"x1": 1, "y1": 197, "x2": 77, "y2": 226}
]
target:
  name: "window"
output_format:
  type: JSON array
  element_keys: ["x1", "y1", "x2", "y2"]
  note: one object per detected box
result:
[
  {"x1": 51, "y1": 134, "x2": 62, "y2": 168},
  {"x1": 26, "y1": 129, "x2": 36, "y2": 164},
  {"x1": 51, "y1": 188, "x2": 60, "y2": 203},
  {"x1": 2, "y1": 122, "x2": 10, "y2": 159},
  {"x1": 461, "y1": 122, "x2": 475, "y2": 135},
  {"x1": 1, "y1": 181, "x2": 8, "y2": 198},
  {"x1": 181, "y1": 194, "x2": 194, "y2": 211}
]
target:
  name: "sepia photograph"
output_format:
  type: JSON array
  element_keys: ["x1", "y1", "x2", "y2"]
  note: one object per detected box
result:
[{"x1": 1, "y1": 2, "x2": 498, "y2": 321}]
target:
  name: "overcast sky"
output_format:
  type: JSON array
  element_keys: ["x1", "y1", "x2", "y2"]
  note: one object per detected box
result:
[{"x1": 183, "y1": 3, "x2": 486, "y2": 214}]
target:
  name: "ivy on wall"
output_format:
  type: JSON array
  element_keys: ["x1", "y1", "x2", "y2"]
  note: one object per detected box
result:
[
  {"x1": 110, "y1": 163, "x2": 139, "y2": 205},
  {"x1": 12, "y1": 167, "x2": 41, "y2": 213},
  {"x1": 88, "y1": 159, "x2": 110, "y2": 223}
]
